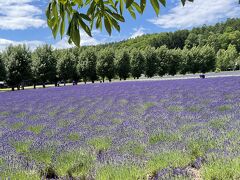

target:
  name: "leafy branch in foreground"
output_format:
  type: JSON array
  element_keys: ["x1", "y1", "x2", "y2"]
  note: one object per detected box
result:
[{"x1": 46, "y1": 0, "x2": 194, "y2": 46}]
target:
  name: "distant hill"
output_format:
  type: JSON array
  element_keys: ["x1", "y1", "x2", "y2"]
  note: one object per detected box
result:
[{"x1": 92, "y1": 18, "x2": 240, "y2": 52}]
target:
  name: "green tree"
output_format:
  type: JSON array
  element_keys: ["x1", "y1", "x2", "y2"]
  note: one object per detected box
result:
[
  {"x1": 216, "y1": 44, "x2": 238, "y2": 71},
  {"x1": 179, "y1": 48, "x2": 189, "y2": 75},
  {"x1": 32, "y1": 45, "x2": 57, "y2": 88},
  {"x1": 188, "y1": 46, "x2": 201, "y2": 74},
  {"x1": 185, "y1": 33, "x2": 199, "y2": 49},
  {"x1": 155, "y1": 45, "x2": 168, "y2": 76},
  {"x1": 57, "y1": 50, "x2": 76, "y2": 85},
  {"x1": 46, "y1": 0, "x2": 193, "y2": 46},
  {"x1": 130, "y1": 49, "x2": 145, "y2": 79},
  {"x1": 144, "y1": 47, "x2": 158, "y2": 78},
  {"x1": 4, "y1": 45, "x2": 32, "y2": 91},
  {"x1": 115, "y1": 50, "x2": 131, "y2": 80},
  {"x1": 97, "y1": 49, "x2": 115, "y2": 82},
  {"x1": 0, "y1": 54, "x2": 6, "y2": 81},
  {"x1": 78, "y1": 49, "x2": 97, "y2": 83},
  {"x1": 199, "y1": 45, "x2": 216, "y2": 73},
  {"x1": 166, "y1": 48, "x2": 181, "y2": 76}
]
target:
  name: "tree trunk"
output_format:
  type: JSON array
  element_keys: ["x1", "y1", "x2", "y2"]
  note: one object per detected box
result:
[
  {"x1": 64, "y1": 81, "x2": 66, "y2": 86},
  {"x1": 137, "y1": 77, "x2": 139, "y2": 79},
  {"x1": 43, "y1": 83, "x2": 45, "y2": 88},
  {"x1": 92, "y1": 80, "x2": 94, "y2": 83},
  {"x1": 34, "y1": 84, "x2": 36, "y2": 89},
  {"x1": 124, "y1": 78, "x2": 126, "y2": 80},
  {"x1": 21, "y1": 86, "x2": 24, "y2": 90},
  {"x1": 109, "y1": 79, "x2": 111, "y2": 82},
  {"x1": 17, "y1": 85, "x2": 20, "y2": 90},
  {"x1": 12, "y1": 87, "x2": 14, "y2": 91},
  {"x1": 102, "y1": 78, "x2": 104, "y2": 83},
  {"x1": 120, "y1": 78, "x2": 121, "y2": 81},
  {"x1": 84, "y1": 81, "x2": 86, "y2": 84}
]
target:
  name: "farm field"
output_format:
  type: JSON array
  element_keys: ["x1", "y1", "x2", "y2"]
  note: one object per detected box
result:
[{"x1": 1, "y1": 76, "x2": 240, "y2": 179}]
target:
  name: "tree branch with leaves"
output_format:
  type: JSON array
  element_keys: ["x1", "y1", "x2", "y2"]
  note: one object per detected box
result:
[{"x1": 46, "y1": 0, "x2": 194, "y2": 46}]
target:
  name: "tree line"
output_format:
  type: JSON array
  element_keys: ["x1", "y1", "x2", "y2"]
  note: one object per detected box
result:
[
  {"x1": 1, "y1": 18, "x2": 240, "y2": 91},
  {"x1": 0, "y1": 43, "x2": 239, "y2": 91}
]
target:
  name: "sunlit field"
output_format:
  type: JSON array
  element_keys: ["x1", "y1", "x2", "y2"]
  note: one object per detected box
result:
[{"x1": 1, "y1": 77, "x2": 240, "y2": 179}]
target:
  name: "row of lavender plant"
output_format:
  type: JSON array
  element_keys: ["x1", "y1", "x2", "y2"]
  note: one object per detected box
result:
[{"x1": 0, "y1": 76, "x2": 240, "y2": 179}]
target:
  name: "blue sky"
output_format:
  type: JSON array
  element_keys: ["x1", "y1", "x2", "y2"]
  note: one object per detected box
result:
[{"x1": 0, "y1": 0, "x2": 240, "y2": 50}]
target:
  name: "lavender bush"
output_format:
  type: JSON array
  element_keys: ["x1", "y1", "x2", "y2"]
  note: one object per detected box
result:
[{"x1": 1, "y1": 77, "x2": 240, "y2": 179}]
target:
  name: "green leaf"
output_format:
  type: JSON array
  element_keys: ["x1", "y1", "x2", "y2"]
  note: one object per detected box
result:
[
  {"x1": 46, "y1": 3, "x2": 51, "y2": 20},
  {"x1": 181, "y1": 0, "x2": 186, "y2": 5},
  {"x1": 96, "y1": 16, "x2": 102, "y2": 30},
  {"x1": 59, "y1": 0, "x2": 68, "y2": 4},
  {"x1": 160, "y1": 0, "x2": 166, "y2": 7},
  {"x1": 128, "y1": 6, "x2": 136, "y2": 19},
  {"x1": 52, "y1": 1, "x2": 59, "y2": 24},
  {"x1": 140, "y1": 0, "x2": 146, "y2": 12},
  {"x1": 79, "y1": 13, "x2": 91, "y2": 21},
  {"x1": 119, "y1": 0, "x2": 124, "y2": 14},
  {"x1": 110, "y1": 18, "x2": 120, "y2": 32},
  {"x1": 78, "y1": 16, "x2": 92, "y2": 37},
  {"x1": 104, "y1": 16, "x2": 112, "y2": 35},
  {"x1": 126, "y1": 0, "x2": 134, "y2": 8},
  {"x1": 87, "y1": 2, "x2": 96, "y2": 16},
  {"x1": 107, "y1": 11, "x2": 125, "y2": 22},
  {"x1": 132, "y1": 2, "x2": 142, "y2": 14},
  {"x1": 60, "y1": 19, "x2": 65, "y2": 39},
  {"x1": 150, "y1": 0, "x2": 160, "y2": 15},
  {"x1": 73, "y1": 0, "x2": 83, "y2": 6},
  {"x1": 52, "y1": 20, "x2": 60, "y2": 39}
]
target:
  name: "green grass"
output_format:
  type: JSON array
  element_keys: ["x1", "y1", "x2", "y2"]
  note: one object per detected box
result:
[
  {"x1": 88, "y1": 137, "x2": 112, "y2": 151},
  {"x1": 111, "y1": 118, "x2": 122, "y2": 125},
  {"x1": 27, "y1": 125, "x2": 44, "y2": 134},
  {"x1": 45, "y1": 129, "x2": 57, "y2": 137},
  {"x1": 188, "y1": 139, "x2": 217, "y2": 159},
  {"x1": 11, "y1": 122, "x2": 25, "y2": 130},
  {"x1": 48, "y1": 110, "x2": 58, "y2": 117},
  {"x1": 119, "y1": 141, "x2": 145, "y2": 155},
  {"x1": 0, "y1": 111, "x2": 9, "y2": 116},
  {"x1": 29, "y1": 149, "x2": 55, "y2": 165},
  {"x1": 16, "y1": 112, "x2": 26, "y2": 118},
  {"x1": 217, "y1": 105, "x2": 232, "y2": 112},
  {"x1": 55, "y1": 150, "x2": 94, "y2": 178},
  {"x1": 209, "y1": 117, "x2": 229, "y2": 130},
  {"x1": 149, "y1": 132, "x2": 181, "y2": 144},
  {"x1": 147, "y1": 151, "x2": 191, "y2": 175},
  {"x1": 143, "y1": 102, "x2": 156, "y2": 110},
  {"x1": 0, "y1": 157, "x2": 4, "y2": 166},
  {"x1": 67, "y1": 133, "x2": 80, "y2": 141},
  {"x1": 96, "y1": 165, "x2": 144, "y2": 180},
  {"x1": 57, "y1": 119, "x2": 71, "y2": 128},
  {"x1": 180, "y1": 123, "x2": 202, "y2": 132},
  {"x1": 167, "y1": 105, "x2": 184, "y2": 112},
  {"x1": 0, "y1": 170, "x2": 40, "y2": 180},
  {"x1": 187, "y1": 106, "x2": 200, "y2": 112},
  {"x1": 11, "y1": 141, "x2": 32, "y2": 153},
  {"x1": 201, "y1": 158, "x2": 240, "y2": 179},
  {"x1": 29, "y1": 115, "x2": 39, "y2": 121}
]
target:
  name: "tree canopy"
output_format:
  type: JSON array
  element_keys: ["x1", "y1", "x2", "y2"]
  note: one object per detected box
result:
[{"x1": 46, "y1": 0, "x2": 194, "y2": 46}]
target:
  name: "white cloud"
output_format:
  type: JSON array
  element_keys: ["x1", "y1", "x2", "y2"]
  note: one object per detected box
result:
[
  {"x1": 0, "y1": 0, "x2": 45, "y2": 30},
  {"x1": 129, "y1": 27, "x2": 146, "y2": 39},
  {"x1": 0, "y1": 38, "x2": 44, "y2": 51},
  {"x1": 149, "y1": 0, "x2": 240, "y2": 29}
]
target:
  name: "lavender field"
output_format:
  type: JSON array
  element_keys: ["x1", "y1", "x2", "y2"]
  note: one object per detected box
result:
[{"x1": 1, "y1": 77, "x2": 240, "y2": 179}]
